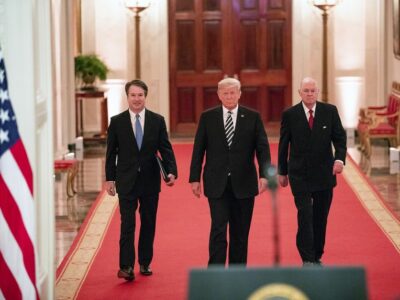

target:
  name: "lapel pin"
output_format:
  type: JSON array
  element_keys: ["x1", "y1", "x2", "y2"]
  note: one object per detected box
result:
[
  {"x1": 323, "y1": 126, "x2": 327, "y2": 129},
  {"x1": 241, "y1": 114, "x2": 244, "y2": 117}
]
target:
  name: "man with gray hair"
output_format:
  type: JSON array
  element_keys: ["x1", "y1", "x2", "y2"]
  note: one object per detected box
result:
[
  {"x1": 278, "y1": 77, "x2": 347, "y2": 266},
  {"x1": 189, "y1": 77, "x2": 271, "y2": 266}
]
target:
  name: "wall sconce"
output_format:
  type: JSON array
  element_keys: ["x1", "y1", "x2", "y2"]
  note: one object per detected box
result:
[
  {"x1": 125, "y1": 0, "x2": 151, "y2": 79},
  {"x1": 311, "y1": 0, "x2": 341, "y2": 102}
]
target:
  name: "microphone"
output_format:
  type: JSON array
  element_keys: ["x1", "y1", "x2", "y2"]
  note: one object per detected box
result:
[
  {"x1": 264, "y1": 163, "x2": 280, "y2": 265},
  {"x1": 265, "y1": 164, "x2": 278, "y2": 191}
]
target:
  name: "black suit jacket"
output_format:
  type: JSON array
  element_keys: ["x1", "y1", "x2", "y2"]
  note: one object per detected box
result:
[
  {"x1": 278, "y1": 101, "x2": 347, "y2": 194},
  {"x1": 189, "y1": 105, "x2": 271, "y2": 199},
  {"x1": 105, "y1": 109, "x2": 177, "y2": 196}
]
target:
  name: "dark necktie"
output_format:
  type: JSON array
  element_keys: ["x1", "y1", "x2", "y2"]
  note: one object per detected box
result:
[
  {"x1": 308, "y1": 109, "x2": 314, "y2": 129},
  {"x1": 135, "y1": 114, "x2": 143, "y2": 149},
  {"x1": 225, "y1": 111, "x2": 234, "y2": 147}
]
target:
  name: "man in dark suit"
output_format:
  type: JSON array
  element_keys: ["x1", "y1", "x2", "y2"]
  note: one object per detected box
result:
[
  {"x1": 278, "y1": 77, "x2": 347, "y2": 266},
  {"x1": 189, "y1": 77, "x2": 271, "y2": 266},
  {"x1": 105, "y1": 79, "x2": 177, "y2": 281}
]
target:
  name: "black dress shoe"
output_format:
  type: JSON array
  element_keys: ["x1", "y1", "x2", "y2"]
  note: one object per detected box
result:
[
  {"x1": 118, "y1": 266, "x2": 135, "y2": 281},
  {"x1": 140, "y1": 265, "x2": 153, "y2": 276}
]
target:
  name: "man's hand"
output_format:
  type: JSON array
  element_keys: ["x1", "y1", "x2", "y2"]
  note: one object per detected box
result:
[
  {"x1": 278, "y1": 175, "x2": 288, "y2": 187},
  {"x1": 258, "y1": 178, "x2": 268, "y2": 194},
  {"x1": 333, "y1": 161, "x2": 344, "y2": 175},
  {"x1": 105, "y1": 181, "x2": 116, "y2": 196},
  {"x1": 166, "y1": 174, "x2": 176, "y2": 186},
  {"x1": 191, "y1": 182, "x2": 202, "y2": 198}
]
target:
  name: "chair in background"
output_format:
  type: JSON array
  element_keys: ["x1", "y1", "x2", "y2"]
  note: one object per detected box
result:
[{"x1": 357, "y1": 93, "x2": 400, "y2": 158}]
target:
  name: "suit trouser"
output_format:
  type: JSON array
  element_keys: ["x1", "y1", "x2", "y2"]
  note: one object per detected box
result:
[
  {"x1": 294, "y1": 189, "x2": 333, "y2": 262},
  {"x1": 118, "y1": 178, "x2": 159, "y2": 269},
  {"x1": 207, "y1": 177, "x2": 255, "y2": 266}
]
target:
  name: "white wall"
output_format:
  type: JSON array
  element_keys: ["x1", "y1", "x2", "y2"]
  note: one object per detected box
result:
[
  {"x1": 0, "y1": 0, "x2": 55, "y2": 298},
  {"x1": 52, "y1": 0, "x2": 76, "y2": 158},
  {"x1": 333, "y1": 0, "x2": 367, "y2": 129},
  {"x1": 292, "y1": 0, "x2": 385, "y2": 129},
  {"x1": 139, "y1": 0, "x2": 170, "y2": 123},
  {"x1": 292, "y1": 0, "x2": 323, "y2": 97},
  {"x1": 81, "y1": 0, "x2": 170, "y2": 128}
]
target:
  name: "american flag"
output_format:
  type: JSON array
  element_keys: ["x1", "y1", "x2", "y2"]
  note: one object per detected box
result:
[{"x1": 0, "y1": 47, "x2": 40, "y2": 299}]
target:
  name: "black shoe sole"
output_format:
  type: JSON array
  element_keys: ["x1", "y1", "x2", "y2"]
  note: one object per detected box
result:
[
  {"x1": 118, "y1": 270, "x2": 135, "y2": 281},
  {"x1": 140, "y1": 271, "x2": 153, "y2": 276}
]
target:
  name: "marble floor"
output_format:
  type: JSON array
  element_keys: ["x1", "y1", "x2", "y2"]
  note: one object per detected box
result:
[
  {"x1": 55, "y1": 146, "x2": 106, "y2": 266},
  {"x1": 54, "y1": 140, "x2": 400, "y2": 267}
]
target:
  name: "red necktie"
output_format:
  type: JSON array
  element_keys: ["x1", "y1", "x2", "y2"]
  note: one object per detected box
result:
[{"x1": 308, "y1": 109, "x2": 314, "y2": 129}]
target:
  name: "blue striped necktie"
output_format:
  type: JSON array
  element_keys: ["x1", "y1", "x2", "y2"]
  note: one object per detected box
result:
[{"x1": 135, "y1": 114, "x2": 143, "y2": 149}]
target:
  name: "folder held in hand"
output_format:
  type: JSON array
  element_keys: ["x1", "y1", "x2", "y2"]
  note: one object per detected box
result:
[{"x1": 156, "y1": 155, "x2": 170, "y2": 182}]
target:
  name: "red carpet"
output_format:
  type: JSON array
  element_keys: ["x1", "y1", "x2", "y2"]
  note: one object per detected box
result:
[{"x1": 56, "y1": 144, "x2": 400, "y2": 300}]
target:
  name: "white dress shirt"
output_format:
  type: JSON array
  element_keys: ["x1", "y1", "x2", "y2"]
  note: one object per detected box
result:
[
  {"x1": 129, "y1": 108, "x2": 145, "y2": 136},
  {"x1": 222, "y1": 105, "x2": 238, "y2": 129},
  {"x1": 301, "y1": 101, "x2": 316, "y2": 122}
]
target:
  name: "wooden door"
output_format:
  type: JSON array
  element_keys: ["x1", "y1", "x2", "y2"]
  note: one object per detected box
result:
[{"x1": 169, "y1": 0, "x2": 291, "y2": 136}]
